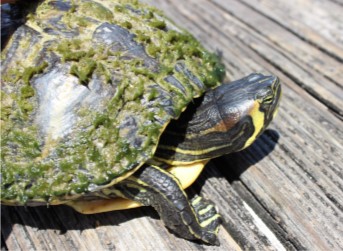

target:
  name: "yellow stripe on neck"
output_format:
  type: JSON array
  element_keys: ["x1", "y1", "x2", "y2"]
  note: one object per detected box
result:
[{"x1": 243, "y1": 103, "x2": 265, "y2": 149}]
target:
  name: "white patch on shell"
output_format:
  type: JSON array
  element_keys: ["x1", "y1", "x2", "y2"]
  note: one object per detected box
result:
[
  {"x1": 32, "y1": 64, "x2": 113, "y2": 141},
  {"x1": 103, "y1": 27, "x2": 112, "y2": 33}
]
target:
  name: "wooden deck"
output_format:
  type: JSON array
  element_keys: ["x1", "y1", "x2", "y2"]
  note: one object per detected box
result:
[{"x1": 1, "y1": 0, "x2": 343, "y2": 250}]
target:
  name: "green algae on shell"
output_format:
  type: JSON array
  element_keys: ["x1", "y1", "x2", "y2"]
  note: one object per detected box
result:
[{"x1": 1, "y1": 0, "x2": 225, "y2": 205}]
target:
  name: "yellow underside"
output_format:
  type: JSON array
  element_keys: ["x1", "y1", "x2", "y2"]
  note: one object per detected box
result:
[{"x1": 68, "y1": 161, "x2": 207, "y2": 214}]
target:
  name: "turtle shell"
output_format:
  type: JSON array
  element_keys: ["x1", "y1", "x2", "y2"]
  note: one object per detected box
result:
[{"x1": 1, "y1": 0, "x2": 225, "y2": 205}]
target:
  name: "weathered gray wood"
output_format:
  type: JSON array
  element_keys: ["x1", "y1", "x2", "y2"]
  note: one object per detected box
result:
[
  {"x1": 240, "y1": 0, "x2": 343, "y2": 62},
  {"x1": 212, "y1": 0, "x2": 343, "y2": 85},
  {"x1": 1, "y1": 205, "x2": 240, "y2": 250},
  {"x1": 2, "y1": 0, "x2": 343, "y2": 250}
]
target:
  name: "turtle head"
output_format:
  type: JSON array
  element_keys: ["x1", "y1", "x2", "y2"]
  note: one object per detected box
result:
[
  {"x1": 213, "y1": 73, "x2": 281, "y2": 151},
  {"x1": 154, "y1": 73, "x2": 281, "y2": 164}
]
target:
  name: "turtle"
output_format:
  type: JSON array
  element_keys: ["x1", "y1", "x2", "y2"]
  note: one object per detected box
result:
[{"x1": 1, "y1": 0, "x2": 281, "y2": 245}]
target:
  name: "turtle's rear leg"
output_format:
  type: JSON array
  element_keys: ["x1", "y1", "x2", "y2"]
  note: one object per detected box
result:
[{"x1": 116, "y1": 165, "x2": 221, "y2": 245}]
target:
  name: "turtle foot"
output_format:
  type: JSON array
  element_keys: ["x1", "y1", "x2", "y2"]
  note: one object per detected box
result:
[
  {"x1": 116, "y1": 165, "x2": 221, "y2": 245},
  {"x1": 189, "y1": 195, "x2": 221, "y2": 245}
]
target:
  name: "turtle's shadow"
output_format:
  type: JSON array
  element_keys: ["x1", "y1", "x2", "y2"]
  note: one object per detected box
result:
[
  {"x1": 1, "y1": 202, "x2": 160, "y2": 245},
  {"x1": 189, "y1": 129, "x2": 280, "y2": 196},
  {"x1": 1, "y1": 129, "x2": 279, "y2": 246}
]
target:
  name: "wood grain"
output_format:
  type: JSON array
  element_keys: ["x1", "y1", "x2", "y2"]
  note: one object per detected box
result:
[{"x1": 2, "y1": 0, "x2": 342, "y2": 250}]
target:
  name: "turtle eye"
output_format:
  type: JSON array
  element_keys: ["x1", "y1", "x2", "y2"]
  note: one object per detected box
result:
[
  {"x1": 263, "y1": 95, "x2": 274, "y2": 104},
  {"x1": 255, "y1": 88, "x2": 273, "y2": 104}
]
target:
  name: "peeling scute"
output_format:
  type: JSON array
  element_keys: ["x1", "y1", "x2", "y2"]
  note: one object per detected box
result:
[{"x1": 93, "y1": 22, "x2": 157, "y2": 69}]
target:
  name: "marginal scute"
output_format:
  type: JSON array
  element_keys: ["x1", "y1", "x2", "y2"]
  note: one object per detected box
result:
[{"x1": 1, "y1": 0, "x2": 225, "y2": 205}]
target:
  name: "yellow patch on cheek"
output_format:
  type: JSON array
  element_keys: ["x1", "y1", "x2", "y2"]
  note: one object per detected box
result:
[{"x1": 243, "y1": 103, "x2": 265, "y2": 149}]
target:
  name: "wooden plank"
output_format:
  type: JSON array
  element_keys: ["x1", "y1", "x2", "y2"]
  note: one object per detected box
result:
[
  {"x1": 1, "y1": 205, "x2": 240, "y2": 250},
  {"x1": 210, "y1": 0, "x2": 343, "y2": 86},
  {"x1": 330, "y1": 0, "x2": 343, "y2": 5},
  {"x1": 240, "y1": 0, "x2": 343, "y2": 62},
  {"x1": 192, "y1": 163, "x2": 297, "y2": 250},
  {"x1": 2, "y1": 0, "x2": 343, "y2": 250}
]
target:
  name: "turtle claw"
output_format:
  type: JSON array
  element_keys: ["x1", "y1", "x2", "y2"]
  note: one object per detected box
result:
[{"x1": 190, "y1": 195, "x2": 222, "y2": 245}]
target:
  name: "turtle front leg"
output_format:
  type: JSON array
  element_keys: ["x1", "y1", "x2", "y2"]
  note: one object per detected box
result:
[{"x1": 116, "y1": 165, "x2": 221, "y2": 245}]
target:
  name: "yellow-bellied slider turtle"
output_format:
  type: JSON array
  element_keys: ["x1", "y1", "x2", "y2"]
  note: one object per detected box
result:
[{"x1": 1, "y1": 0, "x2": 281, "y2": 245}]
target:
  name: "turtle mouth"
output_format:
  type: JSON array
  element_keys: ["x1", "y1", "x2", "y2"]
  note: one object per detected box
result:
[
  {"x1": 272, "y1": 80, "x2": 282, "y2": 119},
  {"x1": 272, "y1": 77, "x2": 281, "y2": 110},
  {"x1": 272, "y1": 77, "x2": 281, "y2": 99}
]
